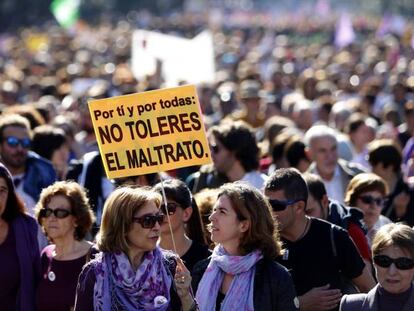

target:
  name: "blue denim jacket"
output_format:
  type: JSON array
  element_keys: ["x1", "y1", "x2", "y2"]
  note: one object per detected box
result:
[{"x1": 23, "y1": 151, "x2": 57, "y2": 202}]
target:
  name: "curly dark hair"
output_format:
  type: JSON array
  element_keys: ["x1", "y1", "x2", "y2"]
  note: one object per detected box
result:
[
  {"x1": 210, "y1": 121, "x2": 260, "y2": 172},
  {"x1": 35, "y1": 181, "x2": 95, "y2": 240}
]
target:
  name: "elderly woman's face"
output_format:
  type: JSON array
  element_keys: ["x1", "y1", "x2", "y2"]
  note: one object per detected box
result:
[
  {"x1": 355, "y1": 190, "x2": 384, "y2": 229},
  {"x1": 0, "y1": 177, "x2": 9, "y2": 218},
  {"x1": 41, "y1": 194, "x2": 76, "y2": 241},
  {"x1": 374, "y1": 245, "x2": 414, "y2": 294}
]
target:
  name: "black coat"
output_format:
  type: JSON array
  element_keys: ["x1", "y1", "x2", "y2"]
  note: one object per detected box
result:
[{"x1": 191, "y1": 257, "x2": 299, "y2": 311}]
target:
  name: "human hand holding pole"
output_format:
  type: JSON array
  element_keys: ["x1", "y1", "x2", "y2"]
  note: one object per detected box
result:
[{"x1": 175, "y1": 257, "x2": 197, "y2": 311}]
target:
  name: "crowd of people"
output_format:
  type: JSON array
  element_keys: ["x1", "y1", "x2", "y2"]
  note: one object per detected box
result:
[{"x1": 1, "y1": 7, "x2": 414, "y2": 311}]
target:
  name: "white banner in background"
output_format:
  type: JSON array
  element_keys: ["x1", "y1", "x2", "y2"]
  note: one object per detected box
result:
[{"x1": 132, "y1": 30, "x2": 215, "y2": 86}]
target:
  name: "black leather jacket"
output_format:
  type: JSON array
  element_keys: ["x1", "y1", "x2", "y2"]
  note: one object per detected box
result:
[{"x1": 192, "y1": 257, "x2": 299, "y2": 311}]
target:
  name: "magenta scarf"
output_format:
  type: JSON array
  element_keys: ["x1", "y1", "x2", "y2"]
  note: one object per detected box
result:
[
  {"x1": 196, "y1": 245, "x2": 263, "y2": 311},
  {"x1": 93, "y1": 247, "x2": 172, "y2": 311}
]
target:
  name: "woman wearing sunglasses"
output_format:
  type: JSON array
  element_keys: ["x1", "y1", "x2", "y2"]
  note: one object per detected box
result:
[
  {"x1": 75, "y1": 186, "x2": 197, "y2": 311},
  {"x1": 0, "y1": 163, "x2": 40, "y2": 311},
  {"x1": 340, "y1": 223, "x2": 414, "y2": 310},
  {"x1": 35, "y1": 181, "x2": 95, "y2": 311},
  {"x1": 153, "y1": 178, "x2": 210, "y2": 272},
  {"x1": 192, "y1": 182, "x2": 299, "y2": 310},
  {"x1": 345, "y1": 173, "x2": 392, "y2": 247}
]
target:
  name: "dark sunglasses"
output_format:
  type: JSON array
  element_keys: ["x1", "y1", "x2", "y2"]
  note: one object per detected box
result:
[
  {"x1": 269, "y1": 198, "x2": 304, "y2": 212},
  {"x1": 161, "y1": 202, "x2": 180, "y2": 216},
  {"x1": 359, "y1": 195, "x2": 384, "y2": 207},
  {"x1": 373, "y1": 255, "x2": 414, "y2": 270},
  {"x1": 4, "y1": 136, "x2": 31, "y2": 149},
  {"x1": 39, "y1": 208, "x2": 72, "y2": 219},
  {"x1": 210, "y1": 144, "x2": 219, "y2": 153},
  {"x1": 133, "y1": 213, "x2": 165, "y2": 229}
]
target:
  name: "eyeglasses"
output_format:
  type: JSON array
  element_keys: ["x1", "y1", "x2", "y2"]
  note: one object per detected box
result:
[
  {"x1": 161, "y1": 202, "x2": 180, "y2": 216},
  {"x1": 4, "y1": 136, "x2": 31, "y2": 149},
  {"x1": 39, "y1": 208, "x2": 72, "y2": 219},
  {"x1": 373, "y1": 255, "x2": 414, "y2": 270},
  {"x1": 210, "y1": 144, "x2": 219, "y2": 153},
  {"x1": 359, "y1": 195, "x2": 384, "y2": 207},
  {"x1": 268, "y1": 198, "x2": 304, "y2": 212},
  {"x1": 133, "y1": 213, "x2": 165, "y2": 229}
]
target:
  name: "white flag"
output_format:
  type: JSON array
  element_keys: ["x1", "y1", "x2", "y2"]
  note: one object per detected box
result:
[{"x1": 132, "y1": 30, "x2": 215, "y2": 86}]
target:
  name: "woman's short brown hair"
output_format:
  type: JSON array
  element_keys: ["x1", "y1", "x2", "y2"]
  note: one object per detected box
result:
[
  {"x1": 344, "y1": 173, "x2": 389, "y2": 207},
  {"x1": 216, "y1": 182, "x2": 283, "y2": 259},
  {"x1": 97, "y1": 186, "x2": 161, "y2": 254},
  {"x1": 35, "y1": 181, "x2": 95, "y2": 240},
  {"x1": 194, "y1": 188, "x2": 220, "y2": 249},
  {"x1": 372, "y1": 223, "x2": 414, "y2": 259}
]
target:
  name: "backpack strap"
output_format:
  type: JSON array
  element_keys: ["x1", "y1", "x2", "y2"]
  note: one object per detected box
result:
[
  {"x1": 330, "y1": 224, "x2": 338, "y2": 257},
  {"x1": 330, "y1": 224, "x2": 360, "y2": 294}
]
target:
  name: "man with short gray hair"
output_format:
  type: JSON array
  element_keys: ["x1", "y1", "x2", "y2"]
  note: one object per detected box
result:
[{"x1": 304, "y1": 125, "x2": 364, "y2": 203}]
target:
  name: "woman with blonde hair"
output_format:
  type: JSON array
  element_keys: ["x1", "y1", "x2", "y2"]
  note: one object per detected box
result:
[
  {"x1": 340, "y1": 223, "x2": 414, "y2": 310},
  {"x1": 192, "y1": 182, "x2": 298, "y2": 310},
  {"x1": 75, "y1": 186, "x2": 196, "y2": 311}
]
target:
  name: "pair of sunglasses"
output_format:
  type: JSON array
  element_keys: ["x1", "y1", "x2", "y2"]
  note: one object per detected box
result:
[
  {"x1": 359, "y1": 195, "x2": 384, "y2": 207},
  {"x1": 268, "y1": 198, "x2": 304, "y2": 212},
  {"x1": 161, "y1": 202, "x2": 180, "y2": 216},
  {"x1": 4, "y1": 136, "x2": 31, "y2": 149},
  {"x1": 373, "y1": 255, "x2": 414, "y2": 270},
  {"x1": 133, "y1": 213, "x2": 165, "y2": 229},
  {"x1": 39, "y1": 208, "x2": 72, "y2": 219}
]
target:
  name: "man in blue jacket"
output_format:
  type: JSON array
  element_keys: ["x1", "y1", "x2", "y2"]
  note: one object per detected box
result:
[{"x1": 0, "y1": 114, "x2": 56, "y2": 215}]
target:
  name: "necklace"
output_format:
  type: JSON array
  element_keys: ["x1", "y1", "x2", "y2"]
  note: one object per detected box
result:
[
  {"x1": 297, "y1": 217, "x2": 310, "y2": 241},
  {"x1": 44, "y1": 244, "x2": 93, "y2": 282},
  {"x1": 44, "y1": 247, "x2": 57, "y2": 282}
]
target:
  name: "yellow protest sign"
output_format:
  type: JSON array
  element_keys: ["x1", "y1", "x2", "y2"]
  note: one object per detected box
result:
[{"x1": 88, "y1": 85, "x2": 212, "y2": 179}]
